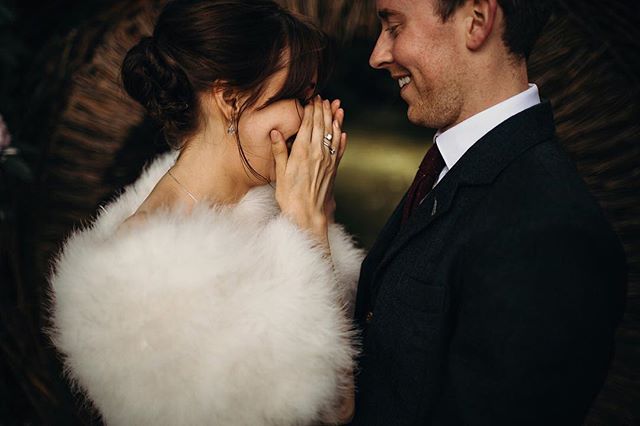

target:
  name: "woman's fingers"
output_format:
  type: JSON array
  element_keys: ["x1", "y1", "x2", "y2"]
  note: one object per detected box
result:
[
  {"x1": 335, "y1": 107, "x2": 344, "y2": 129},
  {"x1": 290, "y1": 101, "x2": 314, "y2": 157},
  {"x1": 331, "y1": 99, "x2": 341, "y2": 116},
  {"x1": 331, "y1": 106, "x2": 345, "y2": 164},
  {"x1": 337, "y1": 132, "x2": 347, "y2": 166},
  {"x1": 270, "y1": 129, "x2": 288, "y2": 180},
  {"x1": 323, "y1": 99, "x2": 333, "y2": 140},
  {"x1": 312, "y1": 96, "x2": 325, "y2": 156},
  {"x1": 323, "y1": 99, "x2": 335, "y2": 158},
  {"x1": 327, "y1": 117, "x2": 339, "y2": 163}
]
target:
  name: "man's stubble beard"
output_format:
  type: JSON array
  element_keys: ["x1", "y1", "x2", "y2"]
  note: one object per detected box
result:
[{"x1": 408, "y1": 81, "x2": 462, "y2": 131}]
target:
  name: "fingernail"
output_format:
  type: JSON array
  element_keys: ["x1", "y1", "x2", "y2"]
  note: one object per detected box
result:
[{"x1": 270, "y1": 130, "x2": 278, "y2": 142}]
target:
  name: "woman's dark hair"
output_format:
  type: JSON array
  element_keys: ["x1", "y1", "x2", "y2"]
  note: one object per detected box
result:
[
  {"x1": 434, "y1": 0, "x2": 553, "y2": 59},
  {"x1": 121, "y1": 0, "x2": 330, "y2": 181}
]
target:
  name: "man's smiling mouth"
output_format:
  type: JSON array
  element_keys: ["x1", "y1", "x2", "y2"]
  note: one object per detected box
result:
[{"x1": 398, "y1": 76, "x2": 411, "y2": 89}]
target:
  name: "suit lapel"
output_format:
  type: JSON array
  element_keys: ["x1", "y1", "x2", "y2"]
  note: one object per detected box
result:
[
  {"x1": 370, "y1": 101, "x2": 557, "y2": 280},
  {"x1": 375, "y1": 173, "x2": 462, "y2": 275}
]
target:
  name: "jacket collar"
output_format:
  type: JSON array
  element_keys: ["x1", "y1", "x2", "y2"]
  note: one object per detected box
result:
[
  {"x1": 373, "y1": 101, "x2": 557, "y2": 276},
  {"x1": 436, "y1": 84, "x2": 541, "y2": 173}
]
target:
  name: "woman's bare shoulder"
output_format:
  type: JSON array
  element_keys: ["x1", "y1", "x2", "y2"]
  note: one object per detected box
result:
[
  {"x1": 115, "y1": 175, "x2": 181, "y2": 235},
  {"x1": 116, "y1": 211, "x2": 150, "y2": 235}
]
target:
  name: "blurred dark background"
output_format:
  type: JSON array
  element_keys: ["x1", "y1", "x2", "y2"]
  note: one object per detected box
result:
[{"x1": 1, "y1": 0, "x2": 639, "y2": 424}]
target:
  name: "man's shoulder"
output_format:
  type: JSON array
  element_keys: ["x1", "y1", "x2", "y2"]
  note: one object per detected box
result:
[
  {"x1": 457, "y1": 135, "x2": 615, "y2": 244},
  {"x1": 493, "y1": 137, "x2": 597, "y2": 212}
]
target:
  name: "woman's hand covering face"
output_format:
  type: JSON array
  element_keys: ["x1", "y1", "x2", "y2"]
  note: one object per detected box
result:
[{"x1": 270, "y1": 95, "x2": 347, "y2": 246}]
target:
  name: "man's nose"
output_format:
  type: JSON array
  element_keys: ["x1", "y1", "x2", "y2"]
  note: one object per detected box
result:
[{"x1": 369, "y1": 34, "x2": 393, "y2": 69}]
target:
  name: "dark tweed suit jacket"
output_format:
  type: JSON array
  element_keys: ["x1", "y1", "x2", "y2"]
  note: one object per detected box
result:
[{"x1": 349, "y1": 102, "x2": 627, "y2": 425}]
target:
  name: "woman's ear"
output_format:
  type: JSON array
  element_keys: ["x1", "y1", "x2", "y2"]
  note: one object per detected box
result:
[
  {"x1": 212, "y1": 85, "x2": 238, "y2": 122},
  {"x1": 465, "y1": 0, "x2": 498, "y2": 51}
]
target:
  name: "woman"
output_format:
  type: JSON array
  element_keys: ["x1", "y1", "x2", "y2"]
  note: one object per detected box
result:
[{"x1": 47, "y1": 1, "x2": 363, "y2": 424}]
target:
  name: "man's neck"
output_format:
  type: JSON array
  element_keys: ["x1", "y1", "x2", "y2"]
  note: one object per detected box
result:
[{"x1": 446, "y1": 61, "x2": 529, "y2": 131}]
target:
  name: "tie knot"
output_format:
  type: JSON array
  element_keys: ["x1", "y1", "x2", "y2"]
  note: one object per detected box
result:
[{"x1": 418, "y1": 143, "x2": 445, "y2": 176}]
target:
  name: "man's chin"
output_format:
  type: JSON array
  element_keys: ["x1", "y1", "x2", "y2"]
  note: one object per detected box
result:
[
  {"x1": 406, "y1": 104, "x2": 449, "y2": 129},
  {"x1": 406, "y1": 105, "x2": 426, "y2": 127}
]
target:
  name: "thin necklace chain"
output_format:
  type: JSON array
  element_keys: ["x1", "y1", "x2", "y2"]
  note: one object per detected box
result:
[{"x1": 167, "y1": 169, "x2": 199, "y2": 203}]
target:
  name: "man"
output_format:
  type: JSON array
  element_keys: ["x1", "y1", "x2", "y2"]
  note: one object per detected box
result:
[{"x1": 350, "y1": 1, "x2": 627, "y2": 424}]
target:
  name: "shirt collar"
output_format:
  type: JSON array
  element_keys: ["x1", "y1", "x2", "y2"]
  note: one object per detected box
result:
[{"x1": 434, "y1": 84, "x2": 541, "y2": 170}]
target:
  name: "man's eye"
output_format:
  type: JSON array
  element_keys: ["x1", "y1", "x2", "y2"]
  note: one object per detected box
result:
[{"x1": 387, "y1": 25, "x2": 400, "y2": 37}]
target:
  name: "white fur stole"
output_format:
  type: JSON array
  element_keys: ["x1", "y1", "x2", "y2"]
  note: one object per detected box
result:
[{"x1": 47, "y1": 152, "x2": 364, "y2": 425}]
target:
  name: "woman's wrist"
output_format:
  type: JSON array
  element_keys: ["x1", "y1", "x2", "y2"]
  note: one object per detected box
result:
[
  {"x1": 281, "y1": 208, "x2": 328, "y2": 243},
  {"x1": 307, "y1": 216, "x2": 330, "y2": 248},
  {"x1": 325, "y1": 198, "x2": 336, "y2": 224}
]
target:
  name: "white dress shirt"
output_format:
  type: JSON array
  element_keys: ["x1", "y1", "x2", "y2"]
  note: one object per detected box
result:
[{"x1": 433, "y1": 84, "x2": 541, "y2": 186}]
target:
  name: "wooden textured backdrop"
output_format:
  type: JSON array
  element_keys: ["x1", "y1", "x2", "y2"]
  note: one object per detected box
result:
[{"x1": 5, "y1": 0, "x2": 638, "y2": 423}]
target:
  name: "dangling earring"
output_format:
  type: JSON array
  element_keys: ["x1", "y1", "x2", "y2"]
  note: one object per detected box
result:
[{"x1": 227, "y1": 112, "x2": 237, "y2": 134}]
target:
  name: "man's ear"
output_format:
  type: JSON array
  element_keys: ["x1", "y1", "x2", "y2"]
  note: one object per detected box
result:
[
  {"x1": 465, "y1": 0, "x2": 498, "y2": 51},
  {"x1": 212, "y1": 85, "x2": 238, "y2": 122}
]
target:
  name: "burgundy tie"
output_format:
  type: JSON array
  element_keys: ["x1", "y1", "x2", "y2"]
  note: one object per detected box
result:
[{"x1": 402, "y1": 143, "x2": 446, "y2": 224}]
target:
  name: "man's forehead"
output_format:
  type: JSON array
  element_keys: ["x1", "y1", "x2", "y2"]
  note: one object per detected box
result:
[{"x1": 376, "y1": 0, "x2": 418, "y2": 20}]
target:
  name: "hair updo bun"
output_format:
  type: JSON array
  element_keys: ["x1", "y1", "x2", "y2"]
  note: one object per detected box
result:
[{"x1": 121, "y1": 36, "x2": 196, "y2": 147}]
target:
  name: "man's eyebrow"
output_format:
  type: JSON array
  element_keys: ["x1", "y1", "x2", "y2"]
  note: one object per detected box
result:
[{"x1": 377, "y1": 8, "x2": 401, "y2": 22}]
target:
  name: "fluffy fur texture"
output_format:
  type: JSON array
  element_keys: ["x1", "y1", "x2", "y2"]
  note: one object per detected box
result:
[{"x1": 47, "y1": 152, "x2": 364, "y2": 426}]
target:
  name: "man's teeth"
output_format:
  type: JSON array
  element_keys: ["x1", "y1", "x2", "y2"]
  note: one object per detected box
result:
[{"x1": 398, "y1": 76, "x2": 411, "y2": 88}]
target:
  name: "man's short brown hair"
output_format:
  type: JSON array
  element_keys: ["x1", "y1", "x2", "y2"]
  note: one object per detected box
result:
[{"x1": 435, "y1": 0, "x2": 553, "y2": 59}]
